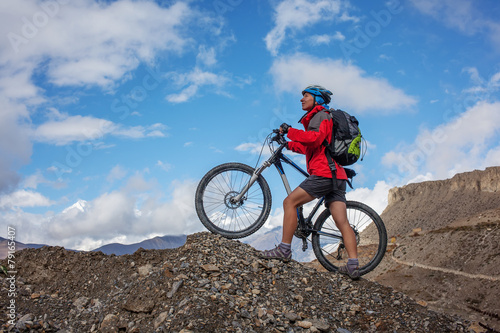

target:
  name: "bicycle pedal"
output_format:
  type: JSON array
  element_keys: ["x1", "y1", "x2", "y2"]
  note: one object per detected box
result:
[
  {"x1": 294, "y1": 229, "x2": 304, "y2": 238},
  {"x1": 336, "y1": 243, "x2": 345, "y2": 260}
]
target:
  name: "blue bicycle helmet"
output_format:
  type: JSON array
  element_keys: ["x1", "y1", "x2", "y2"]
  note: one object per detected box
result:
[{"x1": 302, "y1": 85, "x2": 333, "y2": 106}]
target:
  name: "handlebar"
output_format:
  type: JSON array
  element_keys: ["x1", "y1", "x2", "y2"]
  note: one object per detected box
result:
[{"x1": 271, "y1": 129, "x2": 286, "y2": 145}]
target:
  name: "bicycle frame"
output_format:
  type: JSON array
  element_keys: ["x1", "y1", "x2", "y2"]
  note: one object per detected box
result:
[{"x1": 231, "y1": 141, "x2": 338, "y2": 242}]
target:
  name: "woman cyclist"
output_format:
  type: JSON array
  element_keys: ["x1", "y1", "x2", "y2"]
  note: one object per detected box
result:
[{"x1": 257, "y1": 85, "x2": 360, "y2": 280}]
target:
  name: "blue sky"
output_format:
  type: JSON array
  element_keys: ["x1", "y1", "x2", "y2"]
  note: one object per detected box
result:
[{"x1": 1, "y1": 0, "x2": 499, "y2": 251}]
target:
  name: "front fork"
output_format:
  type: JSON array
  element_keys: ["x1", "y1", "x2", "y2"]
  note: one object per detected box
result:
[
  {"x1": 230, "y1": 161, "x2": 271, "y2": 204},
  {"x1": 231, "y1": 150, "x2": 287, "y2": 203}
]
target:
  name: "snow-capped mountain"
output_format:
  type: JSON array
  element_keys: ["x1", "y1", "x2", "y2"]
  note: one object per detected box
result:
[{"x1": 62, "y1": 199, "x2": 88, "y2": 214}]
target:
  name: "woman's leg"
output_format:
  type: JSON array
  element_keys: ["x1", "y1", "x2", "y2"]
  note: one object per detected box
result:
[
  {"x1": 329, "y1": 200, "x2": 358, "y2": 258},
  {"x1": 281, "y1": 186, "x2": 315, "y2": 244},
  {"x1": 258, "y1": 186, "x2": 315, "y2": 261}
]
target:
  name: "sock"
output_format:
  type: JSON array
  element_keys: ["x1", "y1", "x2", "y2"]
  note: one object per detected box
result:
[
  {"x1": 279, "y1": 242, "x2": 291, "y2": 254},
  {"x1": 347, "y1": 258, "x2": 359, "y2": 273}
]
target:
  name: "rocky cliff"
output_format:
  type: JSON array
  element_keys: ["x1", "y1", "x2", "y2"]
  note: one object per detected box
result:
[
  {"x1": 365, "y1": 166, "x2": 500, "y2": 332},
  {"x1": 389, "y1": 167, "x2": 500, "y2": 205},
  {"x1": 384, "y1": 166, "x2": 500, "y2": 237}
]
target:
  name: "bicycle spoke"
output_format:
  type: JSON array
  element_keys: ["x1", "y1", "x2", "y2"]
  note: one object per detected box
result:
[
  {"x1": 191, "y1": 145, "x2": 265, "y2": 239},
  {"x1": 312, "y1": 201, "x2": 387, "y2": 275},
  {"x1": 195, "y1": 164, "x2": 270, "y2": 238}
]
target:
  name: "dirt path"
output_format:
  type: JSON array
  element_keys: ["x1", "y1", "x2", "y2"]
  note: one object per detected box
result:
[{"x1": 391, "y1": 244, "x2": 500, "y2": 282}]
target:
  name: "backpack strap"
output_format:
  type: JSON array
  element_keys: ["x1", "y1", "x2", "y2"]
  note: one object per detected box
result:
[
  {"x1": 325, "y1": 150, "x2": 340, "y2": 190},
  {"x1": 344, "y1": 168, "x2": 356, "y2": 189},
  {"x1": 322, "y1": 109, "x2": 339, "y2": 189}
]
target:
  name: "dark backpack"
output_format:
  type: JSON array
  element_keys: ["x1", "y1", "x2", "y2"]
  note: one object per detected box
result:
[{"x1": 324, "y1": 109, "x2": 365, "y2": 167}]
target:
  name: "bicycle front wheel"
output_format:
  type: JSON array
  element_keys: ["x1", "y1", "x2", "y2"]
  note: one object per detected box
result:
[
  {"x1": 195, "y1": 162, "x2": 272, "y2": 239},
  {"x1": 312, "y1": 201, "x2": 387, "y2": 276}
]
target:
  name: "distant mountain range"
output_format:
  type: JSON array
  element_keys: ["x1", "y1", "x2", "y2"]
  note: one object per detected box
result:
[
  {"x1": 0, "y1": 237, "x2": 46, "y2": 259},
  {"x1": 0, "y1": 235, "x2": 187, "y2": 259},
  {"x1": 3, "y1": 198, "x2": 312, "y2": 261},
  {"x1": 92, "y1": 235, "x2": 187, "y2": 255}
]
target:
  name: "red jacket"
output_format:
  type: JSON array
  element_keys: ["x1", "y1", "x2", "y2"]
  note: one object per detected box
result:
[{"x1": 287, "y1": 105, "x2": 347, "y2": 180}]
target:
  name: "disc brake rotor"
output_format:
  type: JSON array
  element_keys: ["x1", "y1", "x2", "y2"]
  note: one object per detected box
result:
[{"x1": 225, "y1": 191, "x2": 243, "y2": 209}]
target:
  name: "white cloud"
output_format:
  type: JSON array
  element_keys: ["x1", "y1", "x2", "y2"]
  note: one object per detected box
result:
[
  {"x1": 0, "y1": 177, "x2": 201, "y2": 250},
  {"x1": 0, "y1": 0, "x2": 203, "y2": 193},
  {"x1": 406, "y1": 172, "x2": 434, "y2": 185},
  {"x1": 166, "y1": 67, "x2": 231, "y2": 103},
  {"x1": 0, "y1": 98, "x2": 32, "y2": 193},
  {"x1": 22, "y1": 171, "x2": 49, "y2": 189},
  {"x1": 379, "y1": 54, "x2": 392, "y2": 61},
  {"x1": 107, "y1": 165, "x2": 127, "y2": 183},
  {"x1": 346, "y1": 180, "x2": 392, "y2": 215},
  {"x1": 34, "y1": 115, "x2": 115, "y2": 145},
  {"x1": 0, "y1": 65, "x2": 42, "y2": 102},
  {"x1": 265, "y1": 0, "x2": 343, "y2": 56},
  {"x1": 235, "y1": 142, "x2": 269, "y2": 156},
  {"x1": 156, "y1": 161, "x2": 172, "y2": 172},
  {"x1": 33, "y1": 114, "x2": 167, "y2": 145},
  {"x1": 1, "y1": 0, "x2": 192, "y2": 88},
  {"x1": 0, "y1": 189, "x2": 53, "y2": 210},
  {"x1": 382, "y1": 101, "x2": 500, "y2": 182},
  {"x1": 49, "y1": 190, "x2": 138, "y2": 240},
  {"x1": 166, "y1": 85, "x2": 198, "y2": 103},
  {"x1": 270, "y1": 53, "x2": 417, "y2": 113},
  {"x1": 409, "y1": 0, "x2": 476, "y2": 33},
  {"x1": 113, "y1": 125, "x2": 164, "y2": 139},
  {"x1": 197, "y1": 45, "x2": 217, "y2": 67},
  {"x1": 462, "y1": 68, "x2": 500, "y2": 98},
  {"x1": 310, "y1": 32, "x2": 345, "y2": 45},
  {"x1": 409, "y1": 0, "x2": 500, "y2": 50}
]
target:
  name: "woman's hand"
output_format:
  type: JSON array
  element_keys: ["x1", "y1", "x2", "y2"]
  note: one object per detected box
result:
[{"x1": 280, "y1": 123, "x2": 291, "y2": 134}]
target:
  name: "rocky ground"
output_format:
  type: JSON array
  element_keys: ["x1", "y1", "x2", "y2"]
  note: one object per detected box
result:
[
  {"x1": 1, "y1": 232, "x2": 471, "y2": 333},
  {"x1": 363, "y1": 218, "x2": 500, "y2": 333}
]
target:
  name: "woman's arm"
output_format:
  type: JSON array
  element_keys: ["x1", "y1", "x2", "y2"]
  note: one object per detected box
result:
[
  {"x1": 287, "y1": 141, "x2": 306, "y2": 154},
  {"x1": 287, "y1": 111, "x2": 331, "y2": 147}
]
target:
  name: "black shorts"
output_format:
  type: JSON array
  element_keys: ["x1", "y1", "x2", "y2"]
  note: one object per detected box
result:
[{"x1": 299, "y1": 175, "x2": 346, "y2": 206}]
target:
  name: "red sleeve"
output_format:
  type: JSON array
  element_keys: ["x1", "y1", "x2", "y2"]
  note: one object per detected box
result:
[
  {"x1": 287, "y1": 141, "x2": 306, "y2": 154},
  {"x1": 286, "y1": 118, "x2": 330, "y2": 147}
]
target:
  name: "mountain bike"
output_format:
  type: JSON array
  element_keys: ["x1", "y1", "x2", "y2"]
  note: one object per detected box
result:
[{"x1": 195, "y1": 130, "x2": 387, "y2": 275}]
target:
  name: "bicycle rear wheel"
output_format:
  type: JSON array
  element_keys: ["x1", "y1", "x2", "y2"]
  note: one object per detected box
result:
[
  {"x1": 311, "y1": 201, "x2": 387, "y2": 276},
  {"x1": 195, "y1": 162, "x2": 272, "y2": 239}
]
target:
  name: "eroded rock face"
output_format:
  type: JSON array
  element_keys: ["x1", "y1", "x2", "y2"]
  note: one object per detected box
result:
[
  {"x1": 384, "y1": 167, "x2": 500, "y2": 236},
  {"x1": 388, "y1": 167, "x2": 500, "y2": 206},
  {"x1": 0, "y1": 233, "x2": 468, "y2": 332}
]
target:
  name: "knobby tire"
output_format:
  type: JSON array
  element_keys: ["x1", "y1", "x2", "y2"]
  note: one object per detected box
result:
[
  {"x1": 195, "y1": 163, "x2": 272, "y2": 239},
  {"x1": 311, "y1": 201, "x2": 387, "y2": 275}
]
